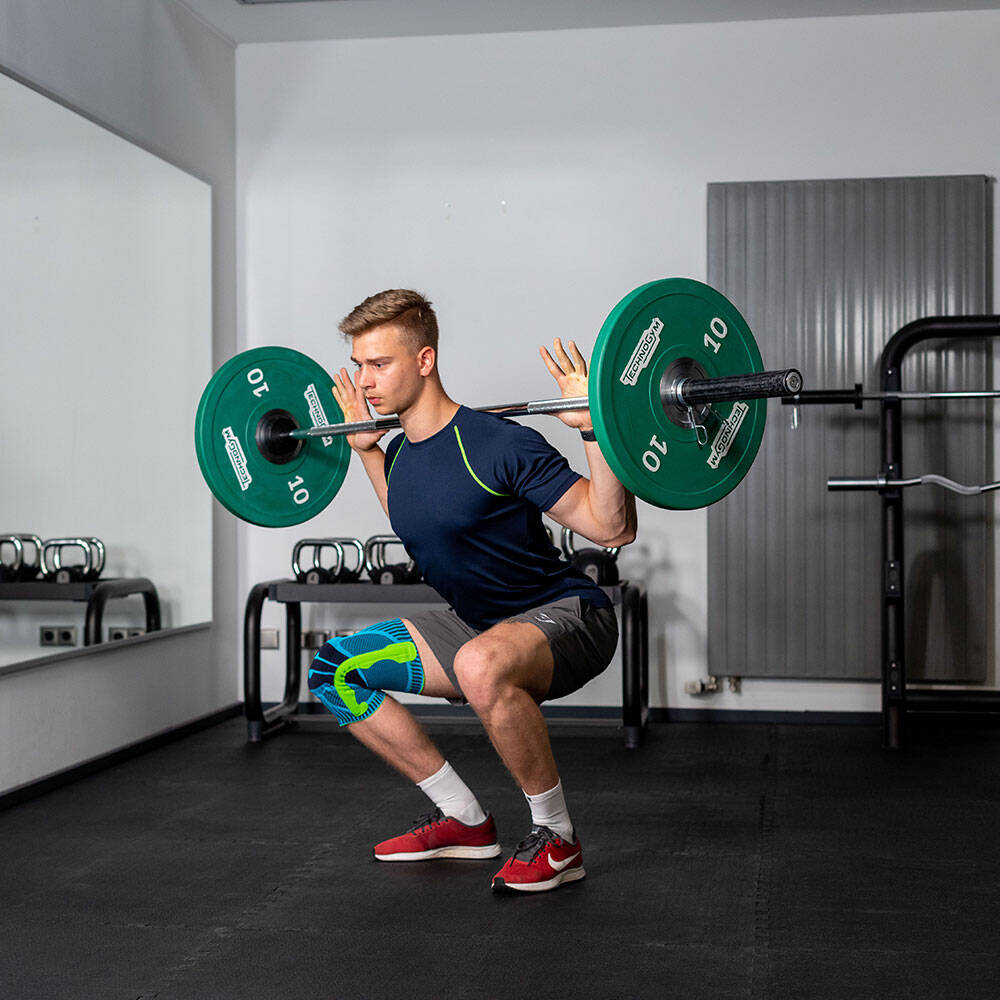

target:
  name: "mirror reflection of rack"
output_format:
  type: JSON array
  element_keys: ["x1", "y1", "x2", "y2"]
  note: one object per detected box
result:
[{"x1": 0, "y1": 68, "x2": 213, "y2": 669}]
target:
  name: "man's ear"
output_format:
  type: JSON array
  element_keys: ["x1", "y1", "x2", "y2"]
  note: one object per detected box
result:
[{"x1": 417, "y1": 345, "x2": 436, "y2": 376}]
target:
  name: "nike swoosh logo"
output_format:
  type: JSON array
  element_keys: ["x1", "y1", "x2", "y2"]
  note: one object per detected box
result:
[{"x1": 549, "y1": 851, "x2": 581, "y2": 872}]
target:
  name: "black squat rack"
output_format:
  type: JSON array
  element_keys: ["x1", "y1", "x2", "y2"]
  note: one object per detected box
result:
[
  {"x1": 787, "y1": 315, "x2": 1000, "y2": 748},
  {"x1": 243, "y1": 579, "x2": 649, "y2": 749}
]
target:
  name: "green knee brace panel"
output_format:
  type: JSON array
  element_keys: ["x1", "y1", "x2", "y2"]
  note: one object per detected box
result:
[{"x1": 307, "y1": 618, "x2": 423, "y2": 726}]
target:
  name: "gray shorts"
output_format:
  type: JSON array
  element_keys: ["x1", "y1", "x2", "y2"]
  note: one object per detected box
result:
[{"x1": 404, "y1": 596, "x2": 619, "y2": 702}]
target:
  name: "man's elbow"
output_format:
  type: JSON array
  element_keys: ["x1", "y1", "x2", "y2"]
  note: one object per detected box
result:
[
  {"x1": 581, "y1": 495, "x2": 637, "y2": 548},
  {"x1": 598, "y1": 514, "x2": 637, "y2": 548},
  {"x1": 603, "y1": 526, "x2": 636, "y2": 549}
]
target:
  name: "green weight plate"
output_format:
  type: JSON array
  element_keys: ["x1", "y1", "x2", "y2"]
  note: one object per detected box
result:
[
  {"x1": 590, "y1": 278, "x2": 765, "y2": 509},
  {"x1": 195, "y1": 346, "x2": 349, "y2": 527}
]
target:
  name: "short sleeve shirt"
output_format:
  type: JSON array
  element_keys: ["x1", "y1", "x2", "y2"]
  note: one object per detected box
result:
[{"x1": 383, "y1": 406, "x2": 612, "y2": 630}]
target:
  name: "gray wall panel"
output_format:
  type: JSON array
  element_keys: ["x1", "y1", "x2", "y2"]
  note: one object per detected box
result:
[{"x1": 708, "y1": 176, "x2": 990, "y2": 681}]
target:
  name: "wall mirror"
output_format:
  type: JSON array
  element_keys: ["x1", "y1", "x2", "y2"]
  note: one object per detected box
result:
[{"x1": 0, "y1": 68, "x2": 212, "y2": 669}]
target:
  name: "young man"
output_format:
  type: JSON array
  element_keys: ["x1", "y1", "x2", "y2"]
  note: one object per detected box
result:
[{"x1": 309, "y1": 289, "x2": 636, "y2": 893}]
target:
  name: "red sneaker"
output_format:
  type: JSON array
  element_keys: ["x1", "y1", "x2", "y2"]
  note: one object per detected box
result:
[
  {"x1": 491, "y1": 826, "x2": 585, "y2": 893},
  {"x1": 373, "y1": 808, "x2": 502, "y2": 861}
]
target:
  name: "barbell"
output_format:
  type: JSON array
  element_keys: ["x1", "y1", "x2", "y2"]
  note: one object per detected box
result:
[
  {"x1": 783, "y1": 384, "x2": 1000, "y2": 407},
  {"x1": 194, "y1": 277, "x2": 803, "y2": 527}
]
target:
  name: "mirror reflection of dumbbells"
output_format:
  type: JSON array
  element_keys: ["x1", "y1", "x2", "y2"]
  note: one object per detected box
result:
[
  {"x1": 364, "y1": 535, "x2": 423, "y2": 585},
  {"x1": 0, "y1": 535, "x2": 27, "y2": 582},
  {"x1": 560, "y1": 528, "x2": 620, "y2": 586},
  {"x1": 0, "y1": 536, "x2": 105, "y2": 583},
  {"x1": 0, "y1": 534, "x2": 45, "y2": 581},
  {"x1": 292, "y1": 538, "x2": 365, "y2": 585},
  {"x1": 40, "y1": 538, "x2": 106, "y2": 583}
]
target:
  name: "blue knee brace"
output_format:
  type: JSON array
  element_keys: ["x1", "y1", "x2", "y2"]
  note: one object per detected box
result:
[{"x1": 307, "y1": 618, "x2": 423, "y2": 726}]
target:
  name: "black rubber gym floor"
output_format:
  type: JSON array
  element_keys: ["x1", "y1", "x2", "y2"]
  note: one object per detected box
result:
[{"x1": 2, "y1": 714, "x2": 999, "y2": 999}]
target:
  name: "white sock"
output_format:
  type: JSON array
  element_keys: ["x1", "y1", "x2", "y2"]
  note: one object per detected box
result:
[
  {"x1": 525, "y1": 780, "x2": 574, "y2": 842},
  {"x1": 416, "y1": 761, "x2": 487, "y2": 826}
]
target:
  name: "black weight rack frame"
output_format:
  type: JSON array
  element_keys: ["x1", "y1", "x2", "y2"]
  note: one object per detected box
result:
[
  {"x1": 792, "y1": 315, "x2": 1000, "y2": 748},
  {"x1": 0, "y1": 578, "x2": 161, "y2": 646},
  {"x1": 879, "y1": 317, "x2": 1000, "y2": 748},
  {"x1": 243, "y1": 580, "x2": 649, "y2": 749}
]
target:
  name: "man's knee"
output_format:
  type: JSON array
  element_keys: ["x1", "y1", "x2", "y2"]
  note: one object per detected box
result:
[
  {"x1": 307, "y1": 618, "x2": 423, "y2": 726},
  {"x1": 453, "y1": 639, "x2": 515, "y2": 708}
]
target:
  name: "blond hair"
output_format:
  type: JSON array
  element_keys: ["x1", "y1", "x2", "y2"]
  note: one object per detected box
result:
[{"x1": 338, "y1": 289, "x2": 438, "y2": 353}]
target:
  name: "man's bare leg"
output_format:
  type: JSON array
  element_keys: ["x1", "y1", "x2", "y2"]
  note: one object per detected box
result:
[
  {"x1": 452, "y1": 621, "x2": 559, "y2": 796},
  {"x1": 453, "y1": 622, "x2": 584, "y2": 892}
]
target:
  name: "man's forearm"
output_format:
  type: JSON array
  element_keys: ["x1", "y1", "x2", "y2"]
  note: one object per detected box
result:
[{"x1": 581, "y1": 439, "x2": 637, "y2": 546}]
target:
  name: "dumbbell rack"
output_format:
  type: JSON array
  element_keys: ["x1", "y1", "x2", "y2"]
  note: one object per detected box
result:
[
  {"x1": 0, "y1": 578, "x2": 162, "y2": 646},
  {"x1": 243, "y1": 579, "x2": 649, "y2": 749}
]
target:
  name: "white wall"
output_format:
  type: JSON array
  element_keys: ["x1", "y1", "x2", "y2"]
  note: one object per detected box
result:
[
  {"x1": 237, "y1": 10, "x2": 1000, "y2": 715},
  {"x1": 0, "y1": 0, "x2": 238, "y2": 795}
]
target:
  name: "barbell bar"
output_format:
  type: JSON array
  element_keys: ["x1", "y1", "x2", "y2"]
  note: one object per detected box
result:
[
  {"x1": 194, "y1": 277, "x2": 803, "y2": 527},
  {"x1": 783, "y1": 384, "x2": 1000, "y2": 408},
  {"x1": 287, "y1": 366, "x2": 802, "y2": 441}
]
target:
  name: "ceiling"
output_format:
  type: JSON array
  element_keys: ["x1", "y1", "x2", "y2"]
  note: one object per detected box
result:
[{"x1": 175, "y1": 0, "x2": 1000, "y2": 45}]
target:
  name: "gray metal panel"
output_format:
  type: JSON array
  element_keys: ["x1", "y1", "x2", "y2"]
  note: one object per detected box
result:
[{"x1": 707, "y1": 176, "x2": 990, "y2": 680}]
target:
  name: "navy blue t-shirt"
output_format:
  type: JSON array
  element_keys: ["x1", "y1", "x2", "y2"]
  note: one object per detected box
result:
[{"x1": 383, "y1": 406, "x2": 612, "y2": 630}]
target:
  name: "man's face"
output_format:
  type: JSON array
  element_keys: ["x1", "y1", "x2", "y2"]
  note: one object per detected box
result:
[{"x1": 350, "y1": 322, "x2": 425, "y2": 415}]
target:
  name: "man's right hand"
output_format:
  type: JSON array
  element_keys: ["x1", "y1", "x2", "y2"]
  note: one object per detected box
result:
[{"x1": 331, "y1": 368, "x2": 388, "y2": 453}]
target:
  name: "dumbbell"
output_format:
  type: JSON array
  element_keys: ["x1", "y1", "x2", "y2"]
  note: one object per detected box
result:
[
  {"x1": 0, "y1": 536, "x2": 24, "y2": 582},
  {"x1": 364, "y1": 535, "x2": 422, "y2": 585},
  {"x1": 561, "y1": 528, "x2": 620, "y2": 586}
]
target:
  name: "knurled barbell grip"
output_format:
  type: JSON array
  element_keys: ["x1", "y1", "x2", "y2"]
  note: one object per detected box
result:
[{"x1": 675, "y1": 368, "x2": 803, "y2": 407}]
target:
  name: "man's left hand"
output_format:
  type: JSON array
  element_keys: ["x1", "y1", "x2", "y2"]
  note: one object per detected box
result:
[{"x1": 539, "y1": 338, "x2": 592, "y2": 431}]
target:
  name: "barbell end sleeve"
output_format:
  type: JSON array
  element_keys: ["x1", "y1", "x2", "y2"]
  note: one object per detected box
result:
[
  {"x1": 675, "y1": 368, "x2": 804, "y2": 407},
  {"x1": 828, "y1": 475, "x2": 927, "y2": 492},
  {"x1": 827, "y1": 476, "x2": 884, "y2": 491},
  {"x1": 785, "y1": 369, "x2": 803, "y2": 394}
]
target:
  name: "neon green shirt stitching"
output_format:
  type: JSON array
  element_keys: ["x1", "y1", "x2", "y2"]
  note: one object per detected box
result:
[
  {"x1": 454, "y1": 426, "x2": 510, "y2": 497},
  {"x1": 386, "y1": 438, "x2": 406, "y2": 482}
]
